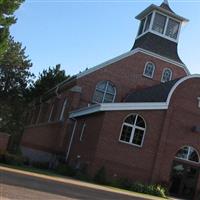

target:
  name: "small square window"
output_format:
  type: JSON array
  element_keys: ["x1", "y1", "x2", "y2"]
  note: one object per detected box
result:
[
  {"x1": 152, "y1": 13, "x2": 167, "y2": 34},
  {"x1": 138, "y1": 18, "x2": 146, "y2": 36},
  {"x1": 166, "y1": 19, "x2": 180, "y2": 39}
]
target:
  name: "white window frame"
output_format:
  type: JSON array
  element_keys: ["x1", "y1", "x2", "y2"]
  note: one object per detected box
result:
[
  {"x1": 152, "y1": 12, "x2": 167, "y2": 34},
  {"x1": 119, "y1": 114, "x2": 146, "y2": 148},
  {"x1": 143, "y1": 62, "x2": 155, "y2": 78},
  {"x1": 136, "y1": 12, "x2": 153, "y2": 38},
  {"x1": 48, "y1": 103, "x2": 54, "y2": 122},
  {"x1": 93, "y1": 81, "x2": 116, "y2": 103},
  {"x1": 175, "y1": 146, "x2": 200, "y2": 164},
  {"x1": 36, "y1": 104, "x2": 42, "y2": 124},
  {"x1": 161, "y1": 68, "x2": 172, "y2": 83},
  {"x1": 136, "y1": 11, "x2": 182, "y2": 43},
  {"x1": 80, "y1": 123, "x2": 86, "y2": 141},
  {"x1": 59, "y1": 98, "x2": 68, "y2": 121}
]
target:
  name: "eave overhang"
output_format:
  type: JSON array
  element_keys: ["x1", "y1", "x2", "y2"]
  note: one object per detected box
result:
[{"x1": 135, "y1": 4, "x2": 189, "y2": 23}]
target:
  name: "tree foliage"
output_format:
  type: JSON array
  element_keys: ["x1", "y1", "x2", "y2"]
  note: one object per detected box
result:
[
  {"x1": 0, "y1": 0, "x2": 24, "y2": 56},
  {"x1": 0, "y1": 36, "x2": 33, "y2": 151},
  {"x1": 29, "y1": 64, "x2": 69, "y2": 99}
]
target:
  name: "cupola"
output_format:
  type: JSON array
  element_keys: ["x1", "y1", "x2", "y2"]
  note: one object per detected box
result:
[{"x1": 132, "y1": 0, "x2": 189, "y2": 64}]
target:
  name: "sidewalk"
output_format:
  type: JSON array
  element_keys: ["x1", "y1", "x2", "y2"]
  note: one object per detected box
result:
[{"x1": 0, "y1": 165, "x2": 165, "y2": 200}]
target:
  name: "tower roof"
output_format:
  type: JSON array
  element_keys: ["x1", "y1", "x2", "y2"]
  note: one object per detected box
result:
[
  {"x1": 132, "y1": 32, "x2": 184, "y2": 64},
  {"x1": 135, "y1": 3, "x2": 188, "y2": 23}
]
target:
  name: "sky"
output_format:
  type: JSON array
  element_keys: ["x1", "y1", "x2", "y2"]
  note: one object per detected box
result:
[{"x1": 10, "y1": 0, "x2": 200, "y2": 78}]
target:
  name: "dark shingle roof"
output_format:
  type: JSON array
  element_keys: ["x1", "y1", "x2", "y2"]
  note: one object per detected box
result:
[
  {"x1": 125, "y1": 78, "x2": 180, "y2": 103},
  {"x1": 159, "y1": 2, "x2": 175, "y2": 13},
  {"x1": 132, "y1": 32, "x2": 184, "y2": 64}
]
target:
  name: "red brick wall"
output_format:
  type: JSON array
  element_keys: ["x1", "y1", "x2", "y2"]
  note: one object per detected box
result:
[
  {"x1": 68, "y1": 112, "x2": 105, "y2": 170},
  {"x1": 68, "y1": 110, "x2": 166, "y2": 182},
  {"x1": 0, "y1": 132, "x2": 10, "y2": 152},
  {"x1": 149, "y1": 78, "x2": 200, "y2": 199},
  {"x1": 22, "y1": 121, "x2": 65, "y2": 153},
  {"x1": 77, "y1": 52, "x2": 187, "y2": 107}
]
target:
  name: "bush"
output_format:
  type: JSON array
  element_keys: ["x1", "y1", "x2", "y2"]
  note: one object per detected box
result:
[
  {"x1": 93, "y1": 166, "x2": 107, "y2": 184},
  {"x1": 54, "y1": 163, "x2": 76, "y2": 177},
  {"x1": 0, "y1": 152, "x2": 28, "y2": 166},
  {"x1": 31, "y1": 161, "x2": 49, "y2": 169},
  {"x1": 131, "y1": 183, "x2": 167, "y2": 198},
  {"x1": 110, "y1": 178, "x2": 132, "y2": 190}
]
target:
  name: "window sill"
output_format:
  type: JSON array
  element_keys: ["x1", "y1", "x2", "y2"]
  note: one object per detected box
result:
[
  {"x1": 118, "y1": 140, "x2": 143, "y2": 148},
  {"x1": 143, "y1": 74, "x2": 153, "y2": 79}
]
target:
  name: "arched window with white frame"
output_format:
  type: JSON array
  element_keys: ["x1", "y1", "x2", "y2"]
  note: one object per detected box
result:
[
  {"x1": 119, "y1": 114, "x2": 146, "y2": 147},
  {"x1": 93, "y1": 81, "x2": 116, "y2": 103},
  {"x1": 175, "y1": 146, "x2": 199, "y2": 163},
  {"x1": 143, "y1": 62, "x2": 155, "y2": 78},
  {"x1": 161, "y1": 68, "x2": 172, "y2": 82}
]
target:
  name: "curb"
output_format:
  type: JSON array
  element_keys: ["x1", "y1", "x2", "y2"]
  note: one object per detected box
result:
[{"x1": 0, "y1": 166, "x2": 165, "y2": 200}]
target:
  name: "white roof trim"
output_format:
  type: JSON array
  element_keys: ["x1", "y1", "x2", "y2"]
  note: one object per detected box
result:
[
  {"x1": 77, "y1": 49, "x2": 139, "y2": 78},
  {"x1": 137, "y1": 48, "x2": 190, "y2": 75},
  {"x1": 70, "y1": 75, "x2": 200, "y2": 118},
  {"x1": 76, "y1": 48, "x2": 189, "y2": 79},
  {"x1": 69, "y1": 102, "x2": 168, "y2": 118},
  {"x1": 166, "y1": 74, "x2": 200, "y2": 105}
]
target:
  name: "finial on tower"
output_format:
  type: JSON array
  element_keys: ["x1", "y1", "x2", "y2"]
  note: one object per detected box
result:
[{"x1": 163, "y1": 0, "x2": 169, "y2": 5}]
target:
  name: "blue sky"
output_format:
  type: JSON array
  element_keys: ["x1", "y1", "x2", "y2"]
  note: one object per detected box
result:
[{"x1": 10, "y1": 0, "x2": 200, "y2": 77}]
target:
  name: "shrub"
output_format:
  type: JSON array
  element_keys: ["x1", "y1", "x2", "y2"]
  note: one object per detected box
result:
[
  {"x1": 93, "y1": 166, "x2": 107, "y2": 184},
  {"x1": 131, "y1": 183, "x2": 167, "y2": 198},
  {"x1": 31, "y1": 161, "x2": 49, "y2": 169},
  {"x1": 54, "y1": 163, "x2": 76, "y2": 177},
  {"x1": 131, "y1": 182, "x2": 144, "y2": 193},
  {"x1": 110, "y1": 178, "x2": 132, "y2": 190},
  {"x1": 0, "y1": 152, "x2": 27, "y2": 166}
]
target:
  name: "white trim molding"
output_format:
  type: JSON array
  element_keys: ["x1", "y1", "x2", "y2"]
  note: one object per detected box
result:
[
  {"x1": 70, "y1": 75, "x2": 200, "y2": 118},
  {"x1": 143, "y1": 61, "x2": 156, "y2": 79},
  {"x1": 166, "y1": 74, "x2": 200, "y2": 105},
  {"x1": 76, "y1": 48, "x2": 189, "y2": 80},
  {"x1": 69, "y1": 102, "x2": 168, "y2": 118}
]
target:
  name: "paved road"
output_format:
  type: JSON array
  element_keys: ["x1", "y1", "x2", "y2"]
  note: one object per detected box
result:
[{"x1": 0, "y1": 169, "x2": 149, "y2": 200}]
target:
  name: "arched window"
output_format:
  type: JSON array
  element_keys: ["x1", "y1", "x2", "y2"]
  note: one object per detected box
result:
[
  {"x1": 119, "y1": 114, "x2": 146, "y2": 147},
  {"x1": 176, "y1": 146, "x2": 199, "y2": 163},
  {"x1": 143, "y1": 62, "x2": 155, "y2": 78},
  {"x1": 161, "y1": 68, "x2": 172, "y2": 82},
  {"x1": 93, "y1": 81, "x2": 116, "y2": 103}
]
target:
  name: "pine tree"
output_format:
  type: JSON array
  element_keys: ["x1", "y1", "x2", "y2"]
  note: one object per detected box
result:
[
  {"x1": 0, "y1": 36, "x2": 33, "y2": 152},
  {"x1": 0, "y1": 0, "x2": 24, "y2": 56}
]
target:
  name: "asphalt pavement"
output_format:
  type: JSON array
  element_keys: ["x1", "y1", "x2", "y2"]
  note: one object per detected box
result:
[{"x1": 0, "y1": 166, "x2": 163, "y2": 200}]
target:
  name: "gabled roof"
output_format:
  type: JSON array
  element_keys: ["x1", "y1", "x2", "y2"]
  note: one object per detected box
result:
[{"x1": 125, "y1": 78, "x2": 180, "y2": 103}]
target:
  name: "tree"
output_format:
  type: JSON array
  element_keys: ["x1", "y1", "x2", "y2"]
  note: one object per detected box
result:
[
  {"x1": 29, "y1": 64, "x2": 69, "y2": 99},
  {"x1": 0, "y1": 0, "x2": 24, "y2": 56},
  {"x1": 0, "y1": 36, "x2": 33, "y2": 151}
]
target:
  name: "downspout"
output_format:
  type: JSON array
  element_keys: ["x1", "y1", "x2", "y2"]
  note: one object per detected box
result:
[
  {"x1": 66, "y1": 118, "x2": 77, "y2": 162},
  {"x1": 55, "y1": 86, "x2": 59, "y2": 97}
]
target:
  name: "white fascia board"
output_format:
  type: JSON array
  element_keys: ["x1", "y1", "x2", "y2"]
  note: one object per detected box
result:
[
  {"x1": 101, "y1": 102, "x2": 168, "y2": 111},
  {"x1": 166, "y1": 74, "x2": 200, "y2": 105},
  {"x1": 76, "y1": 48, "x2": 189, "y2": 80},
  {"x1": 137, "y1": 48, "x2": 190, "y2": 75},
  {"x1": 77, "y1": 49, "x2": 139, "y2": 79},
  {"x1": 69, "y1": 104, "x2": 101, "y2": 118},
  {"x1": 69, "y1": 102, "x2": 168, "y2": 118}
]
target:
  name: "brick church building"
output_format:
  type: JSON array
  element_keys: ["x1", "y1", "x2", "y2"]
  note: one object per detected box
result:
[{"x1": 21, "y1": 1, "x2": 200, "y2": 199}]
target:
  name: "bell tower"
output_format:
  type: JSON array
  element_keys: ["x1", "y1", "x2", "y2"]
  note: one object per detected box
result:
[{"x1": 132, "y1": 0, "x2": 189, "y2": 65}]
